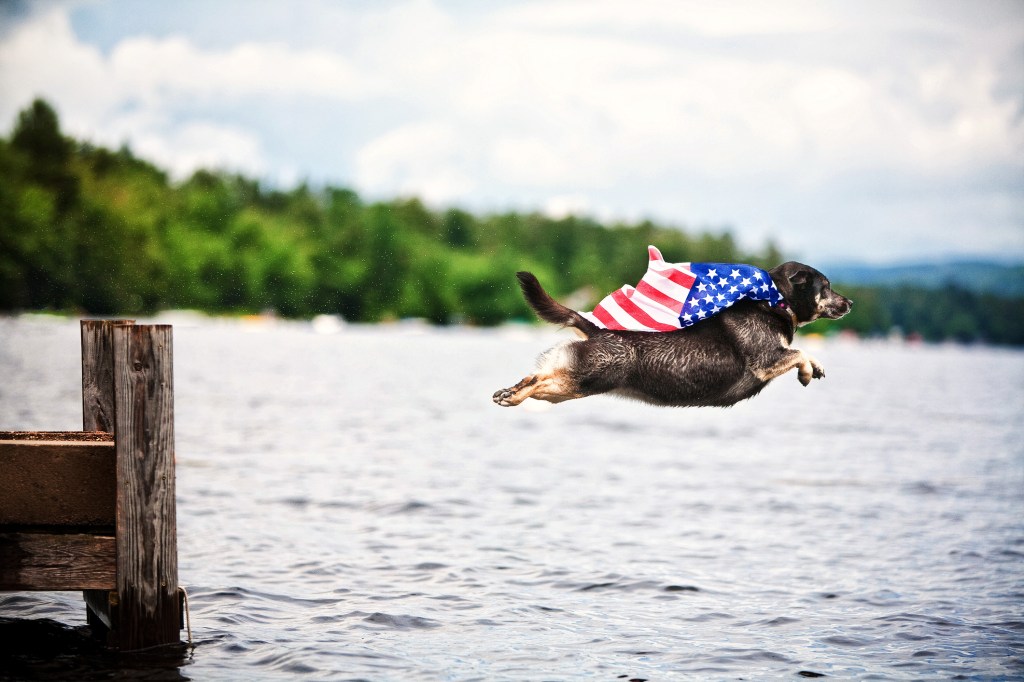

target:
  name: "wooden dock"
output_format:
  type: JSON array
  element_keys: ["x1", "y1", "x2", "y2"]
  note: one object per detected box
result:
[{"x1": 0, "y1": 320, "x2": 183, "y2": 650}]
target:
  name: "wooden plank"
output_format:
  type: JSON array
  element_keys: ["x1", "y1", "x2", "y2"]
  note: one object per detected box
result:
[
  {"x1": 113, "y1": 324, "x2": 180, "y2": 649},
  {"x1": 0, "y1": 532, "x2": 115, "y2": 590},
  {"x1": 0, "y1": 440, "x2": 116, "y2": 526},
  {"x1": 0, "y1": 431, "x2": 113, "y2": 442},
  {"x1": 82, "y1": 320, "x2": 134, "y2": 433}
]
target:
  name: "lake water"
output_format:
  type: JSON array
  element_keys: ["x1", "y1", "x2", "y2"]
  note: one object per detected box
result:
[{"x1": 1, "y1": 316, "x2": 1022, "y2": 680}]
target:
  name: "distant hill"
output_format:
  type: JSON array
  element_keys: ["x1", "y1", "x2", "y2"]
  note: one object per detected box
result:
[{"x1": 824, "y1": 261, "x2": 1024, "y2": 297}]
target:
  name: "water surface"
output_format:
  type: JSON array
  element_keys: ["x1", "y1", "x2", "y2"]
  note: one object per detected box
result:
[{"x1": 1, "y1": 317, "x2": 1022, "y2": 680}]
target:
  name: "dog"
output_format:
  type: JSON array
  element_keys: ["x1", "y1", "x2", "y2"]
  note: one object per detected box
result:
[{"x1": 493, "y1": 261, "x2": 852, "y2": 408}]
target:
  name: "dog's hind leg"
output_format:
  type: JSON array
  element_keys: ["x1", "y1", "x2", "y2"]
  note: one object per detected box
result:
[
  {"x1": 493, "y1": 340, "x2": 587, "y2": 406},
  {"x1": 492, "y1": 371, "x2": 582, "y2": 406}
]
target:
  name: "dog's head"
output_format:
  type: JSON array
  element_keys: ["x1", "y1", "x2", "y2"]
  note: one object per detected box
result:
[{"x1": 769, "y1": 262, "x2": 852, "y2": 327}]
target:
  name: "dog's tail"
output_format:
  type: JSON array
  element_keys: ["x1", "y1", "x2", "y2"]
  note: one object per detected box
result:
[{"x1": 516, "y1": 271, "x2": 601, "y2": 338}]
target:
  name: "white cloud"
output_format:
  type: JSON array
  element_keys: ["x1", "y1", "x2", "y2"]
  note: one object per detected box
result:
[
  {"x1": 347, "y1": 0, "x2": 1022, "y2": 203},
  {"x1": 490, "y1": 136, "x2": 576, "y2": 187},
  {"x1": 0, "y1": 0, "x2": 1021, "y2": 260},
  {"x1": 354, "y1": 121, "x2": 477, "y2": 204},
  {"x1": 108, "y1": 36, "x2": 366, "y2": 103},
  {"x1": 543, "y1": 194, "x2": 595, "y2": 220},
  {"x1": 0, "y1": 8, "x2": 113, "y2": 129},
  {"x1": 494, "y1": 0, "x2": 839, "y2": 37},
  {"x1": 134, "y1": 120, "x2": 269, "y2": 181},
  {"x1": 0, "y1": 6, "x2": 365, "y2": 182}
]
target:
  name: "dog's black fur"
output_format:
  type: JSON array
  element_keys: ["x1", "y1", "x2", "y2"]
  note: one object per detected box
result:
[{"x1": 493, "y1": 262, "x2": 852, "y2": 407}]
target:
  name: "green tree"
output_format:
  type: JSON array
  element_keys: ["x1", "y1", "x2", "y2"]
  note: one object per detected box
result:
[{"x1": 2, "y1": 97, "x2": 1022, "y2": 345}]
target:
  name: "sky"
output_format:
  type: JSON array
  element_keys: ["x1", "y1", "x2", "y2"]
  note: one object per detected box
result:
[{"x1": 0, "y1": 0, "x2": 1022, "y2": 265}]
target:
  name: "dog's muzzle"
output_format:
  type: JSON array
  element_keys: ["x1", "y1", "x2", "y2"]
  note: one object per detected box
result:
[{"x1": 825, "y1": 296, "x2": 853, "y2": 319}]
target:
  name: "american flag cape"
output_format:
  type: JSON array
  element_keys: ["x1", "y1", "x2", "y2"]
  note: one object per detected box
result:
[{"x1": 580, "y1": 245, "x2": 784, "y2": 332}]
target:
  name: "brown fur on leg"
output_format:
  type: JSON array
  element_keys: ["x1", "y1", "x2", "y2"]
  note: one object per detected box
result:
[{"x1": 493, "y1": 371, "x2": 582, "y2": 406}]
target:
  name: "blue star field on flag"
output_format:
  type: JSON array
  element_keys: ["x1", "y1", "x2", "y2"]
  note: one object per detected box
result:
[{"x1": 678, "y1": 263, "x2": 783, "y2": 328}]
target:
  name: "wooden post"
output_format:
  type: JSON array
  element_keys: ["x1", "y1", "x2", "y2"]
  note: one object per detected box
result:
[
  {"x1": 111, "y1": 323, "x2": 179, "y2": 650},
  {"x1": 81, "y1": 320, "x2": 132, "y2": 641},
  {"x1": 81, "y1": 320, "x2": 134, "y2": 433}
]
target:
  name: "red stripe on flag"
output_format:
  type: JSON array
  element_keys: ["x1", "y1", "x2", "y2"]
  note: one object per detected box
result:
[
  {"x1": 591, "y1": 304, "x2": 619, "y2": 329},
  {"x1": 661, "y1": 267, "x2": 696, "y2": 288},
  {"x1": 610, "y1": 289, "x2": 679, "y2": 331},
  {"x1": 636, "y1": 280, "x2": 685, "y2": 312}
]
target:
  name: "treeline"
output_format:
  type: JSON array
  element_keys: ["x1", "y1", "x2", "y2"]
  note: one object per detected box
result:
[
  {"x1": 0, "y1": 99, "x2": 777, "y2": 324},
  {"x1": 826, "y1": 285, "x2": 1023, "y2": 344},
  {"x1": 1, "y1": 99, "x2": 1022, "y2": 344}
]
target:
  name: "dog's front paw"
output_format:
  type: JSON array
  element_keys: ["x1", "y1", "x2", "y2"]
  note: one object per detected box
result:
[{"x1": 798, "y1": 356, "x2": 825, "y2": 386}]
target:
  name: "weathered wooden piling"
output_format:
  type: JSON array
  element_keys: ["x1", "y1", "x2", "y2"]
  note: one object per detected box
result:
[{"x1": 0, "y1": 320, "x2": 182, "y2": 650}]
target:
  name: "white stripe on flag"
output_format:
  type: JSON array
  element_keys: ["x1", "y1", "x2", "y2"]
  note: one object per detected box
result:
[
  {"x1": 628, "y1": 289, "x2": 685, "y2": 327},
  {"x1": 641, "y1": 269, "x2": 694, "y2": 306}
]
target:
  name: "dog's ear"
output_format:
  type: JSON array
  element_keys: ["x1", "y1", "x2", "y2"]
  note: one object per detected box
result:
[
  {"x1": 788, "y1": 270, "x2": 810, "y2": 286},
  {"x1": 770, "y1": 261, "x2": 818, "y2": 305},
  {"x1": 770, "y1": 261, "x2": 803, "y2": 297}
]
